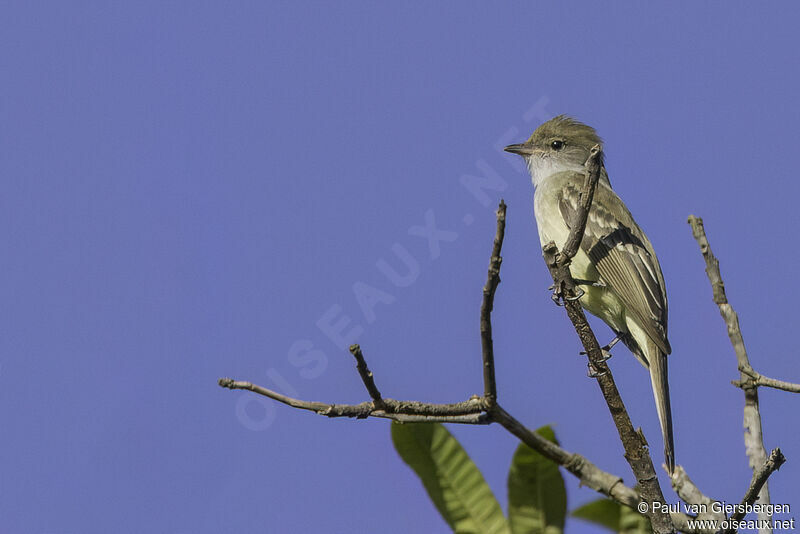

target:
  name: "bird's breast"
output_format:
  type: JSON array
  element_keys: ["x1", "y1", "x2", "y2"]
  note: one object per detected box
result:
[{"x1": 533, "y1": 181, "x2": 628, "y2": 334}]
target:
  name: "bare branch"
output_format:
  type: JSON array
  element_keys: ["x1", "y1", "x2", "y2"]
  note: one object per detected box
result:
[
  {"x1": 687, "y1": 215, "x2": 775, "y2": 528},
  {"x1": 722, "y1": 449, "x2": 787, "y2": 534},
  {"x1": 734, "y1": 368, "x2": 800, "y2": 394},
  {"x1": 217, "y1": 377, "x2": 705, "y2": 532},
  {"x1": 481, "y1": 199, "x2": 506, "y2": 403},
  {"x1": 670, "y1": 466, "x2": 726, "y2": 523},
  {"x1": 561, "y1": 144, "x2": 603, "y2": 259},
  {"x1": 489, "y1": 404, "x2": 705, "y2": 533},
  {"x1": 349, "y1": 344, "x2": 383, "y2": 403},
  {"x1": 546, "y1": 144, "x2": 603, "y2": 304},
  {"x1": 218, "y1": 202, "x2": 715, "y2": 533},
  {"x1": 670, "y1": 466, "x2": 712, "y2": 507},
  {"x1": 218, "y1": 377, "x2": 490, "y2": 423},
  {"x1": 542, "y1": 147, "x2": 674, "y2": 534}
]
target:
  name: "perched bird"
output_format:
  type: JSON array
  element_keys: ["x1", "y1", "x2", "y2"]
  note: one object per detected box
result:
[{"x1": 504, "y1": 116, "x2": 674, "y2": 473}]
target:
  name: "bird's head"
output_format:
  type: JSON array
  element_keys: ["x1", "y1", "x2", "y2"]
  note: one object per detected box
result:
[{"x1": 505, "y1": 116, "x2": 604, "y2": 183}]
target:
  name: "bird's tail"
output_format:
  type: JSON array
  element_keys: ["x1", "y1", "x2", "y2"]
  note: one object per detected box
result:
[{"x1": 647, "y1": 342, "x2": 675, "y2": 474}]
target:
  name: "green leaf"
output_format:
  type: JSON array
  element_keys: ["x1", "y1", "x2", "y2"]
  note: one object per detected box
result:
[
  {"x1": 571, "y1": 499, "x2": 651, "y2": 534},
  {"x1": 618, "y1": 503, "x2": 652, "y2": 534},
  {"x1": 391, "y1": 422, "x2": 510, "y2": 534},
  {"x1": 507, "y1": 425, "x2": 566, "y2": 534},
  {"x1": 571, "y1": 499, "x2": 621, "y2": 532}
]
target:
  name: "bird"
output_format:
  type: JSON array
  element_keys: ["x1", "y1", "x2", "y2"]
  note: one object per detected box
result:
[{"x1": 504, "y1": 115, "x2": 674, "y2": 473}]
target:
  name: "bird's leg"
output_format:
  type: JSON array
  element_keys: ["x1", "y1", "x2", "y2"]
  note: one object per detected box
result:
[
  {"x1": 581, "y1": 335, "x2": 620, "y2": 357},
  {"x1": 603, "y1": 335, "x2": 621, "y2": 352}
]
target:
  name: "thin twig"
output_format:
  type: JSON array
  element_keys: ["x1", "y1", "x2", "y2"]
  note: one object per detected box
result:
[
  {"x1": 722, "y1": 449, "x2": 786, "y2": 534},
  {"x1": 349, "y1": 344, "x2": 383, "y2": 403},
  {"x1": 547, "y1": 145, "x2": 603, "y2": 303},
  {"x1": 218, "y1": 377, "x2": 489, "y2": 423},
  {"x1": 733, "y1": 368, "x2": 800, "y2": 394},
  {"x1": 561, "y1": 144, "x2": 603, "y2": 259},
  {"x1": 543, "y1": 146, "x2": 674, "y2": 534},
  {"x1": 687, "y1": 215, "x2": 775, "y2": 530},
  {"x1": 481, "y1": 199, "x2": 506, "y2": 403}
]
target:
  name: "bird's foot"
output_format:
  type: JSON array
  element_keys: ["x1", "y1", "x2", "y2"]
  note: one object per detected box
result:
[
  {"x1": 549, "y1": 280, "x2": 584, "y2": 306},
  {"x1": 580, "y1": 336, "x2": 620, "y2": 360},
  {"x1": 587, "y1": 362, "x2": 607, "y2": 378},
  {"x1": 580, "y1": 348, "x2": 613, "y2": 360},
  {"x1": 565, "y1": 289, "x2": 584, "y2": 301}
]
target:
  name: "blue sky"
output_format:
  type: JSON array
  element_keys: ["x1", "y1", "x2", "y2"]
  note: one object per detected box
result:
[{"x1": 2, "y1": 2, "x2": 799, "y2": 533}]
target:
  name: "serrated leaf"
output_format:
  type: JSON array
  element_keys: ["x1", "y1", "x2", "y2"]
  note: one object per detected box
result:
[
  {"x1": 392, "y1": 422, "x2": 510, "y2": 534},
  {"x1": 571, "y1": 499, "x2": 651, "y2": 534},
  {"x1": 507, "y1": 425, "x2": 566, "y2": 534}
]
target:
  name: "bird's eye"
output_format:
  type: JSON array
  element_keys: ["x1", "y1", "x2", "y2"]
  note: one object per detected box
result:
[{"x1": 551, "y1": 140, "x2": 564, "y2": 150}]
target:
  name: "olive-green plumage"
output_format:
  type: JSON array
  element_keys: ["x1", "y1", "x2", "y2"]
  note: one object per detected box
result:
[{"x1": 505, "y1": 116, "x2": 675, "y2": 473}]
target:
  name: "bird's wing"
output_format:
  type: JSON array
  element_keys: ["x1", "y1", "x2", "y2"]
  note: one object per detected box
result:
[{"x1": 558, "y1": 177, "x2": 671, "y2": 355}]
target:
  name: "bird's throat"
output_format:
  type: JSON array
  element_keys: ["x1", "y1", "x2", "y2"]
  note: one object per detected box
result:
[{"x1": 526, "y1": 155, "x2": 586, "y2": 188}]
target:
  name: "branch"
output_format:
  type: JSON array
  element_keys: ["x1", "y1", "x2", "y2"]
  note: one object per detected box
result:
[
  {"x1": 546, "y1": 145, "x2": 604, "y2": 304},
  {"x1": 490, "y1": 404, "x2": 704, "y2": 533},
  {"x1": 687, "y1": 216, "x2": 798, "y2": 392},
  {"x1": 543, "y1": 145, "x2": 674, "y2": 534},
  {"x1": 687, "y1": 216, "x2": 776, "y2": 529},
  {"x1": 218, "y1": 377, "x2": 490, "y2": 423},
  {"x1": 561, "y1": 144, "x2": 603, "y2": 259},
  {"x1": 350, "y1": 344, "x2": 384, "y2": 403},
  {"x1": 670, "y1": 467, "x2": 726, "y2": 523},
  {"x1": 481, "y1": 200, "x2": 506, "y2": 403},
  {"x1": 219, "y1": 202, "x2": 710, "y2": 533},
  {"x1": 722, "y1": 449, "x2": 787, "y2": 534},
  {"x1": 733, "y1": 367, "x2": 800, "y2": 394},
  {"x1": 217, "y1": 379, "x2": 706, "y2": 533}
]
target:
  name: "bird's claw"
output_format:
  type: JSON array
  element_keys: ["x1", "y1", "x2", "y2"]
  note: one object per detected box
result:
[
  {"x1": 579, "y1": 349, "x2": 613, "y2": 361},
  {"x1": 587, "y1": 363, "x2": 607, "y2": 378},
  {"x1": 565, "y1": 288, "x2": 585, "y2": 301},
  {"x1": 550, "y1": 282, "x2": 584, "y2": 306},
  {"x1": 580, "y1": 336, "x2": 620, "y2": 359}
]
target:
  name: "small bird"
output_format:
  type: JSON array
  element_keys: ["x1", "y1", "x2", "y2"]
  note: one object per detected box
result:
[{"x1": 504, "y1": 116, "x2": 674, "y2": 473}]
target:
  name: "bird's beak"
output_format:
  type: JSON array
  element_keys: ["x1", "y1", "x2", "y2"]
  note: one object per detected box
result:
[{"x1": 503, "y1": 143, "x2": 534, "y2": 156}]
